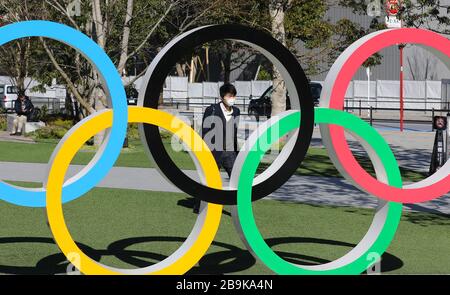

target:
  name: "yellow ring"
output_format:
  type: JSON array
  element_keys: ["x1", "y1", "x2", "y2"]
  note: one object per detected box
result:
[{"x1": 45, "y1": 106, "x2": 223, "y2": 274}]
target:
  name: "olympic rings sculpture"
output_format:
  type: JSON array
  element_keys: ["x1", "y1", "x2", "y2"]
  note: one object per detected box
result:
[{"x1": 0, "y1": 20, "x2": 449, "y2": 275}]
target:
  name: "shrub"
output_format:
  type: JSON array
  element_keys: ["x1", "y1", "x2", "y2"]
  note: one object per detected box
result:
[
  {"x1": 126, "y1": 124, "x2": 172, "y2": 141},
  {"x1": 52, "y1": 126, "x2": 68, "y2": 138},
  {"x1": 51, "y1": 118, "x2": 73, "y2": 130},
  {"x1": 127, "y1": 123, "x2": 140, "y2": 141},
  {"x1": 33, "y1": 126, "x2": 54, "y2": 139},
  {"x1": 0, "y1": 115, "x2": 6, "y2": 131},
  {"x1": 30, "y1": 119, "x2": 73, "y2": 140}
]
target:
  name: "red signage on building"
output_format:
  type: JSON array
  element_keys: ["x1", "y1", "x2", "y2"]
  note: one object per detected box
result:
[{"x1": 386, "y1": 0, "x2": 400, "y2": 16}]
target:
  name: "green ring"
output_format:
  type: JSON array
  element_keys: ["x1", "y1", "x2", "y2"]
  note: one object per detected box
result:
[{"x1": 236, "y1": 108, "x2": 403, "y2": 274}]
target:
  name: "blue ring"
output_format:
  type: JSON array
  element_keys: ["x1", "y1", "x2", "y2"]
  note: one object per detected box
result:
[{"x1": 0, "y1": 21, "x2": 127, "y2": 207}]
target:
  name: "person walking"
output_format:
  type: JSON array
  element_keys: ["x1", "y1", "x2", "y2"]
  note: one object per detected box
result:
[{"x1": 193, "y1": 83, "x2": 241, "y2": 213}]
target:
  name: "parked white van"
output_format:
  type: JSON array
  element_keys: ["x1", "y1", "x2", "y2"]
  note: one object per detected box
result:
[{"x1": 0, "y1": 84, "x2": 18, "y2": 110}]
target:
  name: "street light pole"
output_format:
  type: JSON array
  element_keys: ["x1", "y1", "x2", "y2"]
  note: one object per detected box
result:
[
  {"x1": 366, "y1": 67, "x2": 371, "y2": 118},
  {"x1": 385, "y1": 0, "x2": 404, "y2": 131},
  {"x1": 399, "y1": 44, "x2": 405, "y2": 132},
  {"x1": 447, "y1": 112, "x2": 450, "y2": 161}
]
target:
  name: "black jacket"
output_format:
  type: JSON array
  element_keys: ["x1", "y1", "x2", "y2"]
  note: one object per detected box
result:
[
  {"x1": 201, "y1": 102, "x2": 240, "y2": 159},
  {"x1": 14, "y1": 98, "x2": 34, "y2": 119}
]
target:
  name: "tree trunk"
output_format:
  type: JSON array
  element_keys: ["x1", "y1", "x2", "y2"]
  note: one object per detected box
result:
[
  {"x1": 14, "y1": 40, "x2": 28, "y2": 93},
  {"x1": 92, "y1": 0, "x2": 106, "y2": 49},
  {"x1": 223, "y1": 43, "x2": 232, "y2": 83},
  {"x1": 93, "y1": 86, "x2": 107, "y2": 146},
  {"x1": 92, "y1": 0, "x2": 108, "y2": 147},
  {"x1": 117, "y1": 0, "x2": 134, "y2": 76},
  {"x1": 269, "y1": 1, "x2": 287, "y2": 117},
  {"x1": 65, "y1": 91, "x2": 75, "y2": 119},
  {"x1": 189, "y1": 56, "x2": 196, "y2": 83},
  {"x1": 175, "y1": 63, "x2": 186, "y2": 77}
]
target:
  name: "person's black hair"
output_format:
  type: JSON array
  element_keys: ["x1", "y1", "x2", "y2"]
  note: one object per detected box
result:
[{"x1": 220, "y1": 83, "x2": 237, "y2": 98}]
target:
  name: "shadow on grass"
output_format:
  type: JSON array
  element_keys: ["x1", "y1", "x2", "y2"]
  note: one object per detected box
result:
[
  {"x1": 0, "y1": 236, "x2": 403, "y2": 275},
  {"x1": 401, "y1": 210, "x2": 450, "y2": 227},
  {"x1": 266, "y1": 237, "x2": 403, "y2": 273},
  {"x1": 0, "y1": 237, "x2": 100, "y2": 275},
  {"x1": 107, "y1": 236, "x2": 254, "y2": 275},
  {"x1": 176, "y1": 197, "x2": 233, "y2": 217}
]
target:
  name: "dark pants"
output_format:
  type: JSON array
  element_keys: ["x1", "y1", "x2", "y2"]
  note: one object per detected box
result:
[
  {"x1": 193, "y1": 151, "x2": 237, "y2": 213},
  {"x1": 214, "y1": 151, "x2": 238, "y2": 177}
]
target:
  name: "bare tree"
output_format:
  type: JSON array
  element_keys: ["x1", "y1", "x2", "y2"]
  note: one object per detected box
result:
[
  {"x1": 40, "y1": 0, "x2": 179, "y2": 144},
  {"x1": 269, "y1": 0, "x2": 291, "y2": 117},
  {"x1": 0, "y1": 1, "x2": 40, "y2": 92}
]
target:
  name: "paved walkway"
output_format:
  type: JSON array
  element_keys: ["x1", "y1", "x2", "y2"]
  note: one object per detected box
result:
[
  {"x1": 0, "y1": 131, "x2": 35, "y2": 143},
  {"x1": 254, "y1": 126, "x2": 436, "y2": 173},
  {"x1": 0, "y1": 161, "x2": 449, "y2": 215},
  {"x1": 309, "y1": 128, "x2": 436, "y2": 173}
]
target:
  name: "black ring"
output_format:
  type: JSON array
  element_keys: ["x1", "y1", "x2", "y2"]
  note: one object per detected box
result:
[{"x1": 139, "y1": 24, "x2": 314, "y2": 205}]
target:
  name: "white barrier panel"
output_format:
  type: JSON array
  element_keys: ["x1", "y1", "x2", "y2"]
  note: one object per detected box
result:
[
  {"x1": 6, "y1": 75, "x2": 444, "y2": 105},
  {"x1": 345, "y1": 81, "x2": 354, "y2": 98},
  {"x1": 426, "y1": 80, "x2": 441, "y2": 99},
  {"x1": 354, "y1": 80, "x2": 377, "y2": 98},
  {"x1": 163, "y1": 90, "x2": 171, "y2": 99},
  {"x1": 251, "y1": 80, "x2": 272, "y2": 97},
  {"x1": 163, "y1": 76, "x2": 188, "y2": 99},
  {"x1": 169, "y1": 76, "x2": 188, "y2": 91},
  {"x1": 234, "y1": 81, "x2": 251, "y2": 97},
  {"x1": 188, "y1": 83, "x2": 203, "y2": 98},
  {"x1": 377, "y1": 80, "x2": 398, "y2": 98},
  {"x1": 404, "y1": 80, "x2": 425, "y2": 99},
  {"x1": 136, "y1": 76, "x2": 445, "y2": 108},
  {"x1": 203, "y1": 82, "x2": 219, "y2": 98}
]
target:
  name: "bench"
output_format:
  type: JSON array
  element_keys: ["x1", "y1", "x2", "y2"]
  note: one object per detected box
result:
[{"x1": 7, "y1": 114, "x2": 45, "y2": 134}]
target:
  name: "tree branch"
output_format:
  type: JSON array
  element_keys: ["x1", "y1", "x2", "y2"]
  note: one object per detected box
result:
[
  {"x1": 125, "y1": 1, "x2": 176, "y2": 61},
  {"x1": 40, "y1": 37, "x2": 95, "y2": 114}
]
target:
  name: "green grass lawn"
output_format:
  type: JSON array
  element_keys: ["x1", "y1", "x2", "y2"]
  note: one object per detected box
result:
[
  {"x1": 0, "y1": 181, "x2": 449, "y2": 275},
  {"x1": 0, "y1": 138, "x2": 196, "y2": 170},
  {"x1": 0, "y1": 139, "x2": 427, "y2": 182}
]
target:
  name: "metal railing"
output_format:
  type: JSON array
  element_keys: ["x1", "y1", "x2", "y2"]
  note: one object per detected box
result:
[
  {"x1": 344, "y1": 99, "x2": 450, "y2": 114},
  {"x1": 163, "y1": 97, "x2": 252, "y2": 112},
  {"x1": 162, "y1": 99, "x2": 251, "y2": 113},
  {"x1": 161, "y1": 98, "x2": 450, "y2": 127},
  {"x1": 344, "y1": 106, "x2": 450, "y2": 126}
]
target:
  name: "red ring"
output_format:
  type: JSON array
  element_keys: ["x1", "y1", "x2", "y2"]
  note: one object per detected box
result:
[{"x1": 326, "y1": 28, "x2": 450, "y2": 203}]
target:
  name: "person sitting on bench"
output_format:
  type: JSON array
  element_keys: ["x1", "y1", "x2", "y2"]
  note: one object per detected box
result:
[{"x1": 10, "y1": 93, "x2": 34, "y2": 136}]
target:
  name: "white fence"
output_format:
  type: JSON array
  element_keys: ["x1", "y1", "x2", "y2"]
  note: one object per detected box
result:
[
  {"x1": 161, "y1": 76, "x2": 446, "y2": 110},
  {"x1": 163, "y1": 76, "x2": 272, "y2": 107},
  {"x1": 2, "y1": 75, "x2": 446, "y2": 110},
  {"x1": 343, "y1": 80, "x2": 444, "y2": 109}
]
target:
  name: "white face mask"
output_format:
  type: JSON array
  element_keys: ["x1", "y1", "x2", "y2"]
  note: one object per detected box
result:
[{"x1": 224, "y1": 98, "x2": 236, "y2": 107}]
